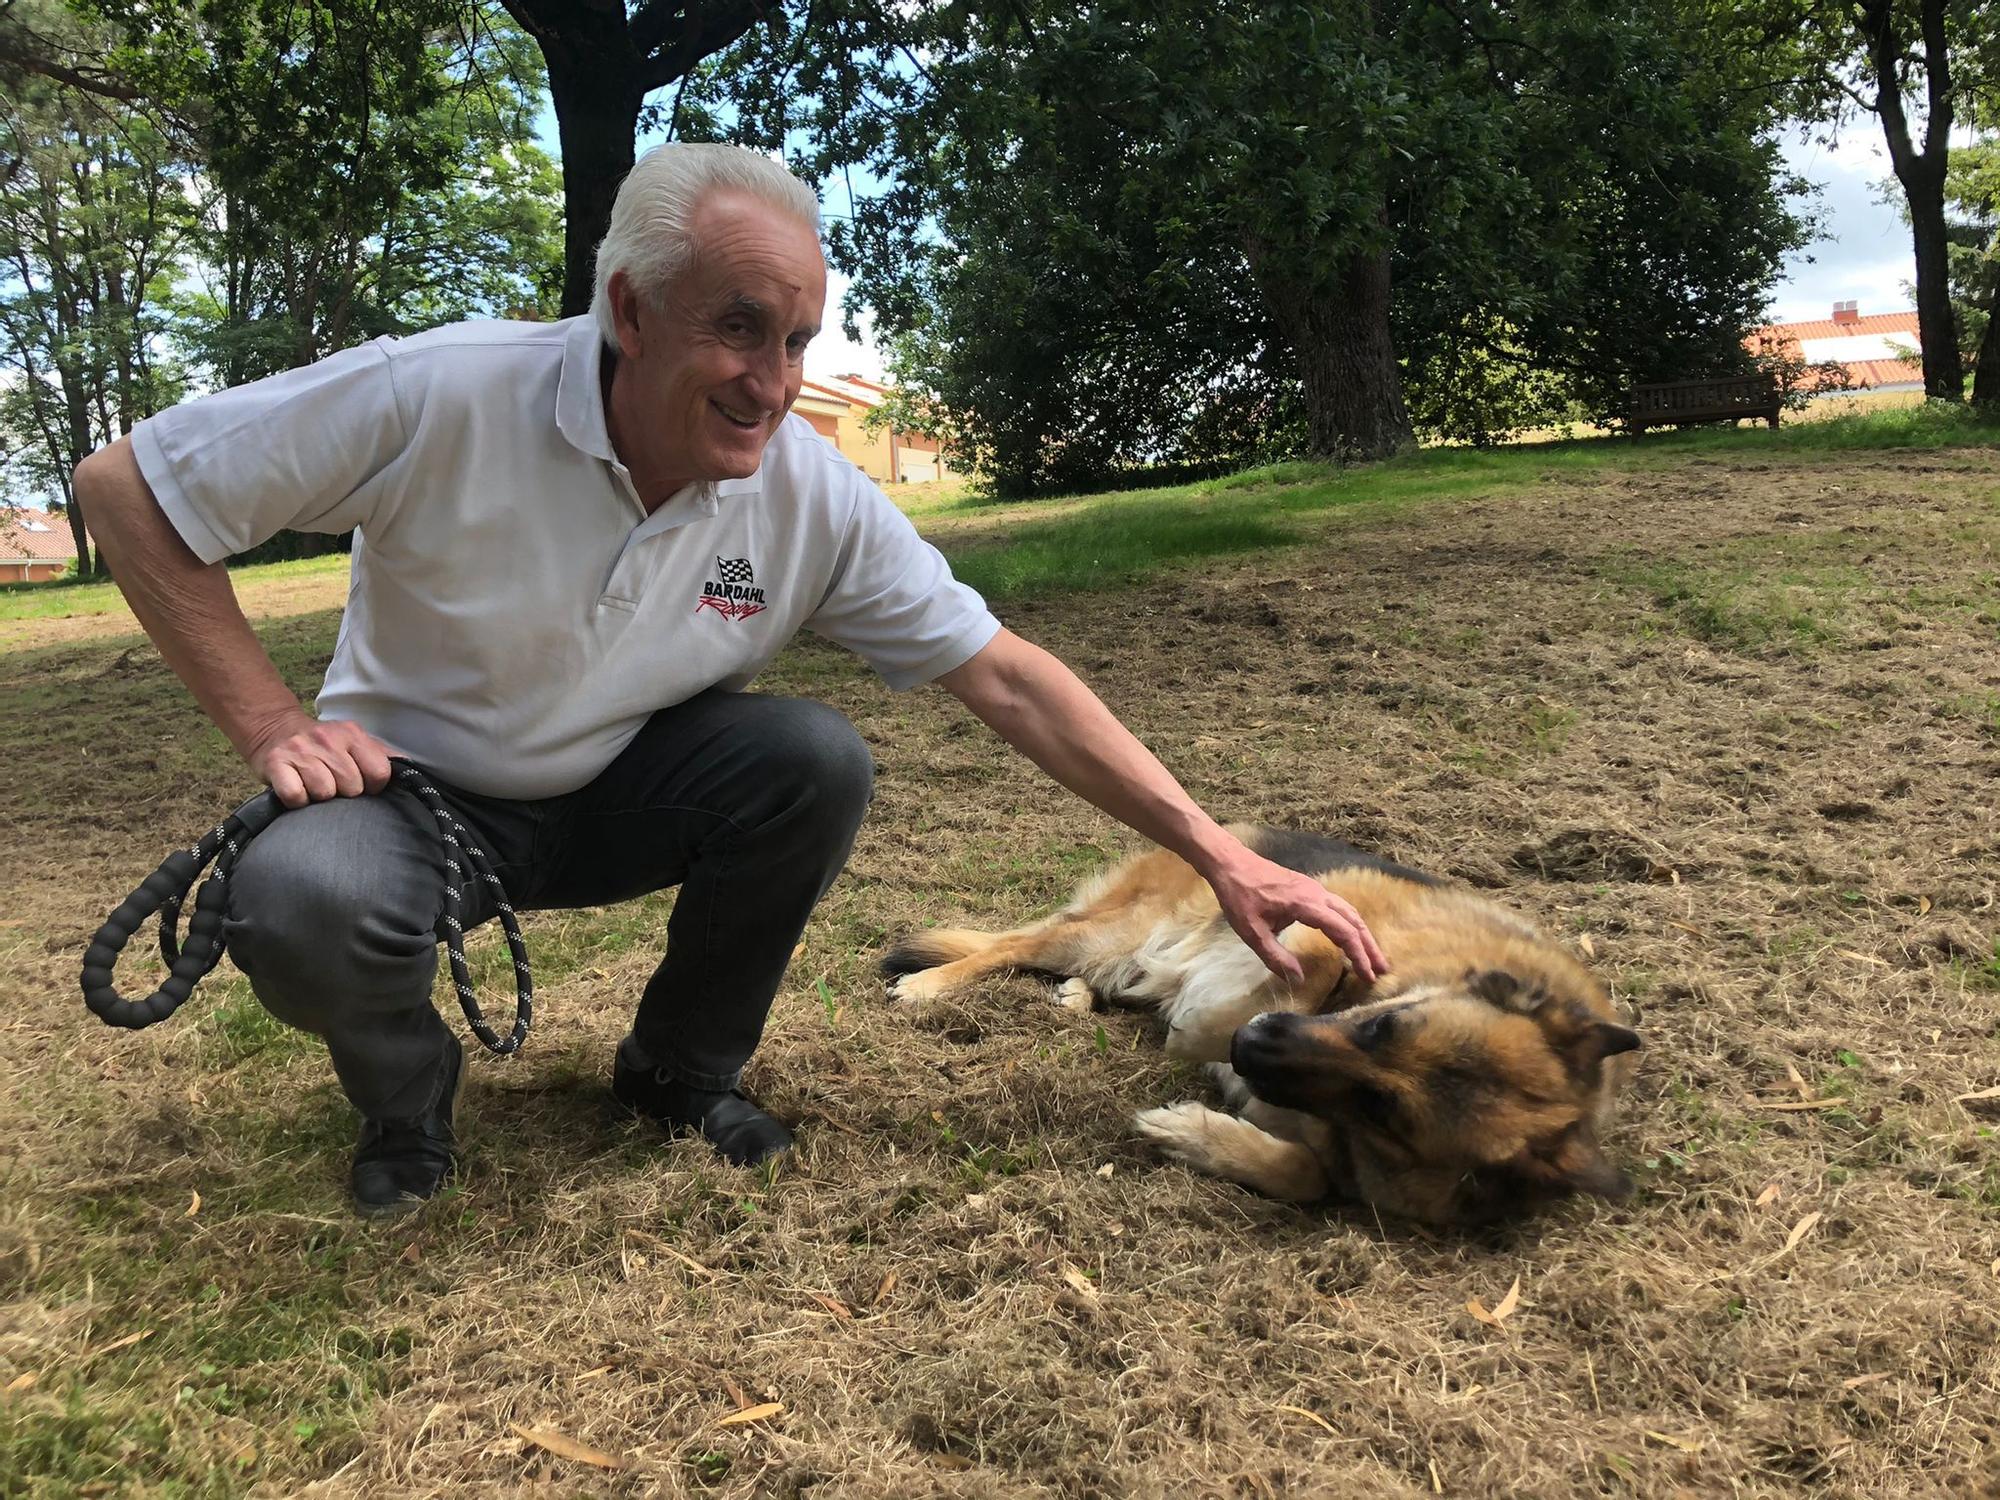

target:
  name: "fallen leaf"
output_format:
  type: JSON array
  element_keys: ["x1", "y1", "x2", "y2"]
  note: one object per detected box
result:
[
  {"x1": 1096, "y1": 1163, "x2": 1115, "y2": 1178},
  {"x1": 1918, "y1": 895, "x2": 1933, "y2": 916},
  {"x1": 1467, "y1": 1276, "x2": 1522, "y2": 1328},
  {"x1": 400, "y1": 1243, "x2": 421, "y2": 1265},
  {"x1": 1666, "y1": 919, "x2": 1709, "y2": 940},
  {"x1": 184, "y1": 1190, "x2": 201, "y2": 1219},
  {"x1": 1953, "y1": 1085, "x2": 2000, "y2": 1106},
  {"x1": 1060, "y1": 1266, "x2": 1100, "y2": 1301},
  {"x1": 716, "y1": 1402, "x2": 783, "y2": 1427},
  {"x1": 1644, "y1": 1430, "x2": 1704, "y2": 1452},
  {"x1": 721, "y1": 1374, "x2": 752, "y2": 1409},
  {"x1": 1778, "y1": 1211, "x2": 1823, "y2": 1258},
  {"x1": 509, "y1": 1423, "x2": 624, "y2": 1470},
  {"x1": 1841, "y1": 1372, "x2": 1890, "y2": 1390},
  {"x1": 1754, "y1": 1183, "x2": 1781, "y2": 1208},
  {"x1": 930, "y1": 1453, "x2": 975, "y2": 1471},
  {"x1": 809, "y1": 1293, "x2": 854, "y2": 1321},
  {"x1": 78, "y1": 1330, "x2": 152, "y2": 1363},
  {"x1": 3, "y1": 1372, "x2": 37, "y2": 1397},
  {"x1": 872, "y1": 1270, "x2": 898, "y2": 1307},
  {"x1": 1275, "y1": 1404, "x2": 1338, "y2": 1436},
  {"x1": 1577, "y1": 932, "x2": 1596, "y2": 958},
  {"x1": 1784, "y1": 1061, "x2": 1810, "y2": 1099},
  {"x1": 1747, "y1": 1098, "x2": 1843, "y2": 1112}
]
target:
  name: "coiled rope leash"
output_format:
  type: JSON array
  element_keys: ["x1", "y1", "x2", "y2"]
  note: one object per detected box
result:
[{"x1": 80, "y1": 759, "x2": 532, "y2": 1056}]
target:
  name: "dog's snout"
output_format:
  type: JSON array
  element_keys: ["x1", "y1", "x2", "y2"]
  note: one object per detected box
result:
[{"x1": 1230, "y1": 1011, "x2": 1292, "y2": 1071}]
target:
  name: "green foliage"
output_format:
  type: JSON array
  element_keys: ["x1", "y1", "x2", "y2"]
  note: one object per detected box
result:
[
  {"x1": 94, "y1": 0, "x2": 564, "y2": 386},
  {"x1": 688, "y1": 1, "x2": 1811, "y2": 491},
  {"x1": 0, "y1": 1, "x2": 192, "y2": 558}
]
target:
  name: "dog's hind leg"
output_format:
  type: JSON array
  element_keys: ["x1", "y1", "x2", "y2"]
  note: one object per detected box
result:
[
  {"x1": 1133, "y1": 1102, "x2": 1328, "y2": 1203},
  {"x1": 883, "y1": 918, "x2": 1102, "y2": 1004}
]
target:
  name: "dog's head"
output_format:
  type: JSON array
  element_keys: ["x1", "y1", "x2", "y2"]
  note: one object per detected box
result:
[{"x1": 1229, "y1": 960, "x2": 1639, "y2": 1227}]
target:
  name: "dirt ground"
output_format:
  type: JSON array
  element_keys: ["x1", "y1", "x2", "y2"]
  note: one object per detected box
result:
[{"x1": 3, "y1": 445, "x2": 1999, "y2": 1497}]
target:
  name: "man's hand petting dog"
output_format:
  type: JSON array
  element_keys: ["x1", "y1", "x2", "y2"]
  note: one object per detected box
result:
[{"x1": 1201, "y1": 846, "x2": 1390, "y2": 987}]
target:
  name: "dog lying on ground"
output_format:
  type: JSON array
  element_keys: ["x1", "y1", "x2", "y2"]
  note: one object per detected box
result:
[{"x1": 883, "y1": 826, "x2": 1640, "y2": 1227}]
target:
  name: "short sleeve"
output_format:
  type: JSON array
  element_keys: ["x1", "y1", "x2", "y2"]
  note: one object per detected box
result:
[
  {"x1": 129, "y1": 340, "x2": 409, "y2": 564},
  {"x1": 806, "y1": 475, "x2": 1001, "y2": 689}
]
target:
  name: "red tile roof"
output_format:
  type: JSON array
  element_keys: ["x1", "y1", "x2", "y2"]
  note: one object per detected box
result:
[
  {"x1": 0, "y1": 512, "x2": 78, "y2": 562},
  {"x1": 1760, "y1": 311, "x2": 1920, "y2": 341}
]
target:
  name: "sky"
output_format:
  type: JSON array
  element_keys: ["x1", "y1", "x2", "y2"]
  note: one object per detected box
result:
[{"x1": 1768, "y1": 123, "x2": 1916, "y2": 325}]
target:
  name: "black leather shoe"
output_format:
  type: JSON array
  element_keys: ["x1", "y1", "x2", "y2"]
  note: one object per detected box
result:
[
  {"x1": 351, "y1": 1033, "x2": 462, "y2": 1218},
  {"x1": 612, "y1": 1037, "x2": 793, "y2": 1167}
]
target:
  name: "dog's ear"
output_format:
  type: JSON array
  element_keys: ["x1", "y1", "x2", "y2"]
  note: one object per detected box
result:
[
  {"x1": 1466, "y1": 968, "x2": 1545, "y2": 1012},
  {"x1": 1579, "y1": 1020, "x2": 1642, "y2": 1064},
  {"x1": 1508, "y1": 1124, "x2": 1633, "y2": 1201}
]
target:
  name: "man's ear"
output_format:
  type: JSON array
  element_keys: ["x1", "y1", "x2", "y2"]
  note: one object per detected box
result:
[{"x1": 606, "y1": 270, "x2": 646, "y2": 360}]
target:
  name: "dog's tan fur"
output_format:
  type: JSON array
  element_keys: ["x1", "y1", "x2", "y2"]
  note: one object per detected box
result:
[{"x1": 884, "y1": 826, "x2": 1640, "y2": 1227}]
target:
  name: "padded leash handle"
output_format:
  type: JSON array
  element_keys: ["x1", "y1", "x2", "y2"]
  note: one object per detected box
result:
[{"x1": 79, "y1": 760, "x2": 532, "y2": 1056}]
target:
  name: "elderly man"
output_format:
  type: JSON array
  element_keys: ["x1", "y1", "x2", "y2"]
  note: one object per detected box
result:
[{"x1": 76, "y1": 143, "x2": 1386, "y2": 1216}]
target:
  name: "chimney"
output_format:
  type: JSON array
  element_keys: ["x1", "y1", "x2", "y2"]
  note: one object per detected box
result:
[{"x1": 1832, "y1": 300, "x2": 1860, "y2": 324}]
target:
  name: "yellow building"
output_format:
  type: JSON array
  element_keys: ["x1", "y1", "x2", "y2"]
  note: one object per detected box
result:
[{"x1": 793, "y1": 375, "x2": 952, "y2": 486}]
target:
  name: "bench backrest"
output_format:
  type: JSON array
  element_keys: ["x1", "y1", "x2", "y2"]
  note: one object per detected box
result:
[{"x1": 1631, "y1": 374, "x2": 1778, "y2": 415}]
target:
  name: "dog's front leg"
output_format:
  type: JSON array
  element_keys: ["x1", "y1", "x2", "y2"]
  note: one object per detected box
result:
[{"x1": 1133, "y1": 1103, "x2": 1329, "y2": 1202}]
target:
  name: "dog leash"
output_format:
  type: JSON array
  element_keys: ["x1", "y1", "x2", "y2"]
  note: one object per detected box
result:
[{"x1": 80, "y1": 759, "x2": 533, "y2": 1055}]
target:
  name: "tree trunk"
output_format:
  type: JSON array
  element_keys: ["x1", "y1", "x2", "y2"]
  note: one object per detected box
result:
[
  {"x1": 1861, "y1": 0, "x2": 1960, "y2": 400},
  {"x1": 545, "y1": 51, "x2": 643, "y2": 318},
  {"x1": 1903, "y1": 166, "x2": 1962, "y2": 399},
  {"x1": 1972, "y1": 260, "x2": 2000, "y2": 409},
  {"x1": 1250, "y1": 239, "x2": 1413, "y2": 462}
]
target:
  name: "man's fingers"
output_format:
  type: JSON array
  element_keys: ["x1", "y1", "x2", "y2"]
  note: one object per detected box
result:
[
  {"x1": 1246, "y1": 924, "x2": 1305, "y2": 985},
  {"x1": 353, "y1": 739, "x2": 395, "y2": 794},
  {"x1": 291, "y1": 754, "x2": 339, "y2": 803},
  {"x1": 267, "y1": 760, "x2": 310, "y2": 810}
]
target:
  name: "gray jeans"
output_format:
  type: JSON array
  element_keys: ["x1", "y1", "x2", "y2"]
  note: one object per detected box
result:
[{"x1": 223, "y1": 691, "x2": 874, "y2": 1120}]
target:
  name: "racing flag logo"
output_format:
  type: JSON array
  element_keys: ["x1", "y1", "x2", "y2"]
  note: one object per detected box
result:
[{"x1": 696, "y1": 556, "x2": 767, "y2": 621}]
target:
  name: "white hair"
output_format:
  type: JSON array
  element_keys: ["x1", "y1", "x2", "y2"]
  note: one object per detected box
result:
[{"x1": 590, "y1": 142, "x2": 822, "y2": 348}]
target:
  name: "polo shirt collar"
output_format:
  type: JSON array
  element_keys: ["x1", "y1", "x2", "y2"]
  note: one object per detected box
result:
[{"x1": 555, "y1": 316, "x2": 616, "y2": 462}]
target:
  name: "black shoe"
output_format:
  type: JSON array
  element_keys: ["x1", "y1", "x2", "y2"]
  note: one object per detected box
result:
[
  {"x1": 612, "y1": 1037, "x2": 793, "y2": 1167},
  {"x1": 351, "y1": 1033, "x2": 462, "y2": 1218}
]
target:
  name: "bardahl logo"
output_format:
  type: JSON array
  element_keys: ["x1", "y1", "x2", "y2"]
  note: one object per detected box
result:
[{"x1": 695, "y1": 555, "x2": 767, "y2": 621}]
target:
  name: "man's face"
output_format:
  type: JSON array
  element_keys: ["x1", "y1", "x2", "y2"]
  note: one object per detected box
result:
[{"x1": 609, "y1": 188, "x2": 826, "y2": 488}]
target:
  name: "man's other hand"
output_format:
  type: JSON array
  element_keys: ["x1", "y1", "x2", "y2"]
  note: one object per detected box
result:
[
  {"x1": 1203, "y1": 846, "x2": 1390, "y2": 988},
  {"x1": 247, "y1": 714, "x2": 399, "y2": 808}
]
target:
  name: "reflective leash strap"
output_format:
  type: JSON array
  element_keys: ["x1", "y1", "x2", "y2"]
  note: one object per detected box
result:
[{"x1": 79, "y1": 759, "x2": 532, "y2": 1056}]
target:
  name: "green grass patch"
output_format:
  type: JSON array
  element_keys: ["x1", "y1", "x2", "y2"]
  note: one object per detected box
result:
[{"x1": 0, "y1": 553, "x2": 350, "y2": 624}]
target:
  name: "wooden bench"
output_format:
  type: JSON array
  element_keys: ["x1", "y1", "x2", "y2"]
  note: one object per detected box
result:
[{"x1": 1628, "y1": 374, "x2": 1781, "y2": 434}]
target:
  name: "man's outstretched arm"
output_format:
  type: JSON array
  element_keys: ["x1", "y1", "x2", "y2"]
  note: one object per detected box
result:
[
  {"x1": 75, "y1": 437, "x2": 394, "y2": 807},
  {"x1": 935, "y1": 627, "x2": 1388, "y2": 986}
]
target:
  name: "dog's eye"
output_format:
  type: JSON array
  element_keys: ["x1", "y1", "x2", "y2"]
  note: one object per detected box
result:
[
  {"x1": 1354, "y1": 1011, "x2": 1397, "y2": 1051},
  {"x1": 1350, "y1": 1083, "x2": 1399, "y2": 1128}
]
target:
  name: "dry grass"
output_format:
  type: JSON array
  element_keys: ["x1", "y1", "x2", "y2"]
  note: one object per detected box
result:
[{"x1": 4, "y1": 440, "x2": 2000, "y2": 1497}]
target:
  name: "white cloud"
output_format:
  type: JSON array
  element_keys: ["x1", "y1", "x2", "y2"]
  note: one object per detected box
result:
[{"x1": 1769, "y1": 124, "x2": 1916, "y2": 322}]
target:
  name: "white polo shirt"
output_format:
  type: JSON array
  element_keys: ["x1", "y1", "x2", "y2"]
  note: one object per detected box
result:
[{"x1": 130, "y1": 317, "x2": 1001, "y2": 799}]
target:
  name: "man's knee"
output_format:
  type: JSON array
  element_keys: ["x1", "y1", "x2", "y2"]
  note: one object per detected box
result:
[
  {"x1": 225, "y1": 802, "x2": 441, "y2": 1020},
  {"x1": 755, "y1": 699, "x2": 874, "y2": 827}
]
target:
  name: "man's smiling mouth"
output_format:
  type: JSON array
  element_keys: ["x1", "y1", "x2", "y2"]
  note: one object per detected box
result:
[{"x1": 711, "y1": 399, "x2": 764, "y2": 430}]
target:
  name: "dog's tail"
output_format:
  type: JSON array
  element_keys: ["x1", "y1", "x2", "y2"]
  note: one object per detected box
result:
[{"x1": 880, "y1": 928, "x2": 999, "y2": 977}]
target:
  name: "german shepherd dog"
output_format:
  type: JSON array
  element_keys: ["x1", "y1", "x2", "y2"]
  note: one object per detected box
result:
[{"x1": 883, "y1": 827, "x2": 1640, "y2": 1228}]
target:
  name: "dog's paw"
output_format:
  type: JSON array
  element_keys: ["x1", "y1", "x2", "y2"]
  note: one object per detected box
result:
[
  {"x1": 1055, "y1": 976, "x2": 1098, "y2": 1011},
  {"x1": 885, "y1": 970, "x2": 947, "y2": 1005},
  {"x1": 1132, "y1": 1101, "x2": 1223, "y2": 1163}
]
